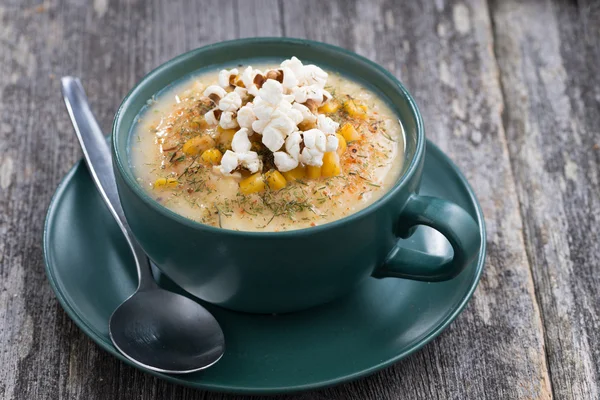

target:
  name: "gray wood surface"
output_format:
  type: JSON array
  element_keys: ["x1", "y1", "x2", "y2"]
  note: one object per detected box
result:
[
  {"x1": 0, "y1": 0, "x2": 596, "y2": 399},
  {"x1": 490, "y1": 1, "x2": 600, "y2": 398}
]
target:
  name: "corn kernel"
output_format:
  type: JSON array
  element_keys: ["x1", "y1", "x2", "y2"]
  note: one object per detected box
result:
[
  {"x1": 298, "y1": 120, "x2": 317, "y2": 131},
  {"x1": 166, "y1": 177, "x2": 179, "y2": 188},
  {"x1": 282, "y1": 166, "x2": 306, "y2": 181},
  {"x1": 201, "y1": 148, "x2": 223, "y2": 165},
  {"x1": 321, "y1": 152, "x2": 342, "y2": 177},
  {"x1": 318, "y1": 99, "x2": 341, "y2": 114},
  {"x1": 239, "y1": 173, "x2": 266, "y2": 194},
  {"x1": 336, "y1": 133, "x2": 347, "y2": 155},
  {"x1": 182, "y1": 135, "x2": 215, "y2": 156},
  {"x1": 265, "y1": 170, "x2": 287, "y2": 191},
  {"x1": 154, "y1": 178, "x2": 167, "y2": 188},
  {"x1": 154, "y1": 177, "x2": 178, "y2": 189},
  {"x1": 217, "y1": 127, "x2": 237, "y2": 149},
  {"x1": 306, "y1": 165, "x2": 322, "y2": 179},
  {"x1": 189, "y1": 116, "x2": 209, "y2": 131},
  {"x1": 344, "y1": 99, "x2": 367, "y2": 119},
  {"x1": 339, "y1": 123, "x2": 361, "y2": 142},
  {"x1": 343, "y1": 99, "x2": 367, "y2": 119}
]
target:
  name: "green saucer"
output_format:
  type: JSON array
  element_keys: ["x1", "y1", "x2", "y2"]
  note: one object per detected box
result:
[{"x1": 43, "y1": 140, "x2": 486, "y2": 394}]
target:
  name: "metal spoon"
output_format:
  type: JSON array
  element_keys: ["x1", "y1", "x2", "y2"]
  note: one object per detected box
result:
[{"x1": 61, "y1": 77, "x2": 225, "y2": 374}]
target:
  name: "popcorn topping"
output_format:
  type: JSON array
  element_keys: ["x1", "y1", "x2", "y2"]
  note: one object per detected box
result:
[
  {"x1": 204, "y1": 109, "x2": 220, "y2": 126},
  {"x1": 302, "y1": 65, "x2": 328, "y2": 88},
  {"x1": 273, "y1": 151, "x2": 299, "y2": 172},
  {"x1": 237, "y1": 104, "x2": 256, "y2": 129},
  {"x1": 220, "y1": 150, "x2": 239, "y2": 174},
  {"x1": 218, "y1": 91, "x2": 242, "y2": 112},
  {"x1": 280, "y1": 67, "x2": 299, "y2": 89},
  {"x1": 292, "y1": 85, "x2": 325, "y2": 104},
  {"x1": 280, "y1": 57, "x2": 304, "y2": 80},
  {"x1": 292, "y1": 102, "x2": 317, "y2": 124},
  {"x1": 203, "y1": 85, "x2": 227, "y2": 101},
  {"x1": 282, "y1": 57, "x2": 328, "y2": 88},
  {"x1": 201, "y1": 57, "x2": 340, "y2": 175},
  {"x1": 326, "y1": 133, "x2": 339, "y2": 152},
  {"x1": 300, "y1": 129, "x2": 327, "y2": 166},
  {"x1": 316, "y1": 114, "x2": 339, "y2": 135},
  {"x1": 241, "y1": 67, "x2": 263, "y2": 97},
  {"x1": 219, "y1": 111, "x2": 238, "y2": 129},
  {"x1": 257, "y1": 79, "x2": 292, "y2": 105},
  {"x1": 285, "y1": 131, "x2": 302, "y2": 160},
  {"x1": 231, "y1": 127, "x2": 252, "y2": 153},
  {"x1": 220, "y1": 128, "x2": 262, "y2": 174},
  {"x1": 218, "y1": 68, "x2": 239, "y2": 88},
  {"x1": 236, "y1": 151, "x2": 262, "y2": 173},
  {"x1": 234, "y1": 86, "x2": 248, "y2": 99}
]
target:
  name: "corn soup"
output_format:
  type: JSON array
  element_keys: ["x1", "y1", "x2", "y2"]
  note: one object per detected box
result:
[{"x1": 129, "y1": 58, "x2": 404, "y2": 231}]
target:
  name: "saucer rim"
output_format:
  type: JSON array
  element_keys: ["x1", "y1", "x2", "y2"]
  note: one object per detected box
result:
[{"x1": 43, "y1": 140, "x2": 486, "y2": 394}]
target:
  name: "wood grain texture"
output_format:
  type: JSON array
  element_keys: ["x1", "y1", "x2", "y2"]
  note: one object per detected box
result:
[
  {"x1": 1, "y1": 0, "x2": 592, "y2": 398},
  {"x1": 490, "y1": 0, "x2": 600, "y2": 398}
]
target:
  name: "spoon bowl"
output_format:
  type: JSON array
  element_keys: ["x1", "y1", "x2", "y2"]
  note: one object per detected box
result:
[
  {"x1": 110, "y1": 290, "x2": 224, "y2": 373},
  {"x1": 61, "y1": 76, "x2": 225, "y2": 374}
]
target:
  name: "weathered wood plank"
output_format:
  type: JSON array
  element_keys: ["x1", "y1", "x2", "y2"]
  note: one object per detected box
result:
[
  {"x1": 490, "y1": 0, "x2": 600, "y2": 398},
  {"x1": 281, "y1": 0, "x2": 551, "y2": 398},
  {"x1": 0, "y1": 0, "x2": 555, "y2": 399}
]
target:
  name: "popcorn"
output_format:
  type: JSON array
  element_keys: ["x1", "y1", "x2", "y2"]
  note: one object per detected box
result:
[
  {"x1": 302, "y1": 65, "x2": 328, "y2": 88},
  {"x1": 300, "y1": 147, "x2": 325, "y2": 167},
  {"x1": 292, "y1": 102, "x2": 317, "y2": 124},
  {"x1": 292, "y1": 85, "x2": 326, "y2": 104},
  {"x1": 251, "y1": 97, "x2": 277, "y2": 124},
  {"x1": 204, "y1": 109, "x2": 221, "y2": 126},
  {"x1": 259, "y1": 109, "x2": 300, "y2": 152},
  {"x1": 257, "y1": 79, "x2": 293, "y2": 105},
  {"x1": 220, "y1": 128, "x2": 262, "y2": 174},
  {"x1": 281, "y1": 57, "x2": 328, "y2": 88},
  {"x1": 219, "y1": 111, "x2": 238, "y2": 129},
  {"x1": 300, "y1": 129, "x2": 327, "y2": 166},
  {"x1": 280, "y1": 57, "x2": 304, "y2": 80},
  {"x1": 315, "y1": 115, "x2": 339, "y2": 152},
  {"x1": 210, "y1": 57, "x2": 348, "y2": 175},
  {"x1": 302, "y1": 128, "x2": 327, "y2": 152},
  {"x1": 280, "y1": 67, "x2": 299, "y2": 90},
  {"x1": 285, "y1": 131, "x2": 302, "y2": 160},
  {"x1": 316, "y1": 114, "x2": 339, "y2": 135},
  {"x1": 220, "y1": 150, "x2": 239, "y2": 174},
  {"x1": 261, "y1": 126, "x2": 286, "y2": 152},
  {"x1": 203, "y1": 85, "x2": 227, "y2": 100},
  {"x1": 234, "y1": 86, "x2": 248, "y2": 99},
  {"x1": 241, "y1": 67, "x2": 263, "y2": 97},
  {"x1": 237, "y1": 104, "x2": 256, "y2": 129},
  {"x1": 218, "y1": 68, "x2": 239, "y2": 88},
  {"x1": 237, "y1": 152, "x2": 262, "y2": 173},
  {"x1": 251, "y1": 99, "x2": 302, "y2": 137},
  {"x1": 273, "y1": 151, "x2": 299, "y2": 172},
  {"x1": 326, "y1": 134, "x2": 339, "y2": 152},
  {"x1": 218, "y1": 92, "x2": 242, "y2": 112},
  {"x1": 231, "y1": 127, "x2": 252, "y2": 153},
  {"x1": 212, "y1": 165, "x2": 241, "y2": 179}
]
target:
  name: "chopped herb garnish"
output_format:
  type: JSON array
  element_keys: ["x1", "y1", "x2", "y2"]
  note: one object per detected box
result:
[{"x1": 381, "y1": 131, "x2": 396, "y2": 142}]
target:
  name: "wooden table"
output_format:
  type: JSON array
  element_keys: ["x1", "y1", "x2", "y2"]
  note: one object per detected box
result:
[{"x1": 1, "y1": 1, "x2": 598, "y2": 399}]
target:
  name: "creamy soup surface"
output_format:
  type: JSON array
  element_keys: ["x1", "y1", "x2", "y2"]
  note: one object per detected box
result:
[{"x1": 130, "y1": 59, "x2": 405, "y2": 231}]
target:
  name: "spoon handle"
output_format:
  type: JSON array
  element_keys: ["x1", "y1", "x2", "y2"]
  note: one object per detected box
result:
[{"x1": 61, "y1": 77, "x2": 156, "y2": 291}]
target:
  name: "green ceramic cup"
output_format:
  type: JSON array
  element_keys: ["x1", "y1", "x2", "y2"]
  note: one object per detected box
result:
[{"x1": 112, "y1": 38, "x2": 481, "y2": 314}]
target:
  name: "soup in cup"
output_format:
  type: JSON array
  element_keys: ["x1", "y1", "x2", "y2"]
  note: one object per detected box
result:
[{"x1": 112, "y1": 38, "x2": 481, "y2": 313}]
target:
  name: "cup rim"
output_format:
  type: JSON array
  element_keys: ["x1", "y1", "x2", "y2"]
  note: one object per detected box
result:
[{"x1": 112, "y1": 37, "x2": 425, "y2": 237}]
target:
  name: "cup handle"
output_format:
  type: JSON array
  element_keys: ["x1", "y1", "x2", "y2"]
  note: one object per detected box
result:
[{"x1": 373, "y1": 194, "x2": 481, "y2": 281}]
